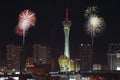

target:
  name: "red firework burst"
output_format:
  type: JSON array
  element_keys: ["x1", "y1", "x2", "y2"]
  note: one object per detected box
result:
[
  {"x1": 15, "y1": 9, "x2": 36, "y2": 45},
  {"x1": 16, "y1": 9, "x2": 36, "y2": 36}
]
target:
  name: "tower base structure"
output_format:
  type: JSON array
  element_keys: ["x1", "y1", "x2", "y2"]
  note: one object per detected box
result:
[
  {"x1": 58, "y1": 55, "x2": 69, "y2": 72},
  {"x1": 58, "y1": 55, "x2": 75, "y2": 72}
]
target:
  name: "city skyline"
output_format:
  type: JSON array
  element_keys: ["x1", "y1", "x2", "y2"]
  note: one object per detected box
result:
[{"x1": 0, "y1": 0, "x2": 120, "y2": 64}]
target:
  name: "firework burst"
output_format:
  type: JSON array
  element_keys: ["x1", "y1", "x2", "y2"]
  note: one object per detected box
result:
[
  {"x1": 18, "y1": 10, "x2": 36, "y2": 27},
  {"x1": 15, "y1": 9, "x2": 36, "y2": 45},
  {"x1": 84, "y1": 6, "x2": 98, "y2": 18},
  {"x1": 84, "y1": 6, "x2": 105, "y2": 45}
]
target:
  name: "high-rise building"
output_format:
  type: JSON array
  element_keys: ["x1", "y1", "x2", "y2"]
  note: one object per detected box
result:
[
  {"x1": 6, "y1": 44, "x2": 21, "y2": 72},
  {"x1": 58, "y1": 8, "x2": 72, "y2": 72},
  {"x1": 74, "y1": 59, "x2": 80, "y2": 72},
  {"x1": 63, "y1": 8, "x2": 71, "y2": 59},
  {"x1": 79, "y1": 43, "x2": 93, "y2": 71},
  {"x1": 0, "y1": 47, "x2": 1, "y2": 66},
  {"x1": 33, "y1": 44, "x2": 51, "y2": 64},
  {"x1": 107, "y1": 43, "x2": 120, "y2": 71}
]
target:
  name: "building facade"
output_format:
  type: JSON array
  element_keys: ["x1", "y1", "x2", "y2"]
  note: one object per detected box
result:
[
  {"x1": 33, "y1": 44, "x2": 51, "y2": 64},
  {"x1": 0, "y1": 47, "x2": 1, "y2": 66},
  {"x1": 107, "y1": 43, "x2": 120, "y2": 71},
  {"x1": 6, "y1": 44, "x2": 21, "y2": 72},
  {"x1": 79, "y1": 43, "x2": 93, "y2": 71}
]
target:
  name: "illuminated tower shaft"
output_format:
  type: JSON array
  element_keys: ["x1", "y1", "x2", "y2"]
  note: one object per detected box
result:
[
  {"x1": 63, "y1": 21, "x2": 71, "y2": 58},
  {"x1": 63, "y1": 8, "x2": 72, "y2": 59}
]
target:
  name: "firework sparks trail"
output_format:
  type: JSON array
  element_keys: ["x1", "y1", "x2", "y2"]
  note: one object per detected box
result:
[
  {"x1": 15, "y1": 10, "x2": 36, "y2": 45},
  {"x1": 84, "y1": 6, "x2": 105, "y2": 46}
]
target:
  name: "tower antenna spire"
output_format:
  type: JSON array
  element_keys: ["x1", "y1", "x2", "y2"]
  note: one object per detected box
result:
[{"x1": 66, "y1": 7, "x2": 69, "y2": 21}]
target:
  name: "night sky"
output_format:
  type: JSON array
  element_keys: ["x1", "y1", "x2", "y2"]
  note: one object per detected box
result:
[{"x1": 0, "y1": 0, "x2": 120, "y2": 64}]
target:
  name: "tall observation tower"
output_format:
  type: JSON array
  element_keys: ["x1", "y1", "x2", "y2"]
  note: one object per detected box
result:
[
  {"x1": 63, "y1": 8, "x2": 72, "y2": 59},
  {"x1": 58, "y1": 8, "x2": 73, "y2": 72}
]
